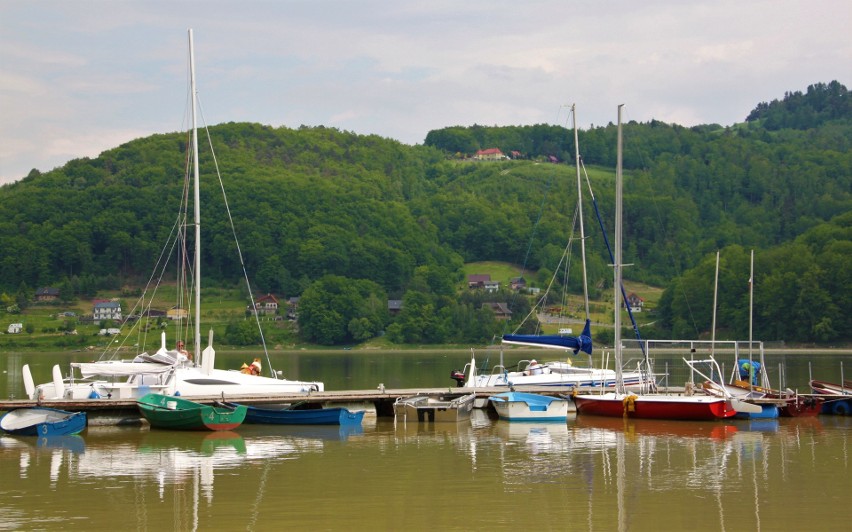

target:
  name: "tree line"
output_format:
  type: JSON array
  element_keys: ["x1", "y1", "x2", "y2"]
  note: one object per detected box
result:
[{"x1": 1, "y1": 82, "x2": 849, "y2": 345}]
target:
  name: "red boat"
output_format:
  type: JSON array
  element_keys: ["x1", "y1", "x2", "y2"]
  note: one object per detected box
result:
[
  {"x1": 810, "y1": 380, "x2": 852, "y2": 416},
  {"x1": 727, "y1": 380, "x2": 822, "y2": 418},
  {"x1": 777, "y1": 395, "x2": 823, "y2": 417},
  {"x1": 573, "y1": 392, "x2": 737, "y2": 421}
]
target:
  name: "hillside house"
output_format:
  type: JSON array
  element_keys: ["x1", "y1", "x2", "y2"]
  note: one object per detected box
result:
[
  {"x1": 484, "y1": 280, "x2": 499, "y2": 293},
  {"x1": 474, "y1": 148, "x2": 506, "y2": 161},
  {"x1": 167, "y1": 307, "x2": 188, "y2": 321},
  {"x1": 388, "y1": 300, "x2": 403, "y2": 315},
  {"x1": 468, "y1": 274, "x2": 491, "y2": 289},
  {"x1": 287, "y1": 297, "x2": 300, "y2": 320},
  {"x1": 626, "y1": 293, "x2": 644, "y2": 312},
  {"x1": 35, "y1": 287, "x2": 60, "y2": 302},
  {"x1": 482, "y1": 302, "x2": 512, "y2": 320},
  {"x1": 510, "y1": 277, "x2": 527, "y2": 290},
  {"x1": 93, "y1": 301, "x2": 122, "y2": 323},
  {"x1": 7, "y1": 323, "x2": 23, "y2": 334},
  {"x1": 250, "y1": 294, "x2": 279, "y2": 316}
]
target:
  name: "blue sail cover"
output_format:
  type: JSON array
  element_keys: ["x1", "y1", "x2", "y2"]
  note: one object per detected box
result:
[{"x1": 502, "y1": 319, "x2": 593, "y2": 355}]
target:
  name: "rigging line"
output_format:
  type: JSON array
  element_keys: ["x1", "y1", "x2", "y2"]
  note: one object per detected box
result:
[
  {"x1": 96, "y1": 181, "x2": 188, "y2": 360},
  {"x1": 510, "y1": 216, "x2": 577, "y2": 334},
  {"x1": 580, "y1": 157, "x2": 647, "y2": 357},
  {"x1": 196, "y1": 101, "x2": 275, "y2": 377}
]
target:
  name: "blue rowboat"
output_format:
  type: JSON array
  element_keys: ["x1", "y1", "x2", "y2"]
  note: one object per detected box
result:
[
  {"x1": 230, "y1": 403, "x2": 365, "y2": 426},
  {"x1": 0, "y1": 407, "x2": 87, "y2": 436}
]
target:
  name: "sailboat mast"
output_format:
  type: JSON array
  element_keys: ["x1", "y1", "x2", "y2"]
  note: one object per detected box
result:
[
  {"x1": 614, "y1": 104, "x2": 624, "y2": 392},
  {"x1": 749, "y1": 249, "x2": 754, "y2": 359},
  {"x1": 711, "y1": 250, "x2": 719, "y2": 357},
  {"x1": 189, "y1": 29, "x2": 202, "y2": 362},
  {"x1": 573, "y1": 105, "x2": 590, "y2": 319}
]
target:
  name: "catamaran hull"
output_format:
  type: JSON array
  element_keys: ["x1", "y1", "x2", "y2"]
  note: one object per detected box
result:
[
  {"x1": 469, "y1": 370, "x2": 648, "y2": 389},
  {"x1": 573, "y1": 393, "x2": 736, "y2": 421}
]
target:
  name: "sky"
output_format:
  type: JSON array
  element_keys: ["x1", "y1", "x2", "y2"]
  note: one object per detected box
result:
[{"x1": 1, "y1": 0, "x2": 849, "y2": 185}]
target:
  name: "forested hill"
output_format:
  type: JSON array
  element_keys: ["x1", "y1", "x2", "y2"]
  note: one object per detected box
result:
[{"x1": 1, "y1": 82, "x2": 850, "y2": 344}]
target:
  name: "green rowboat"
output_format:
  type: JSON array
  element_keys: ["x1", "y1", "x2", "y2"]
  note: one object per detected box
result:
[{"x1": 137, "y1": 393, "x2": 247, "y2": 431}]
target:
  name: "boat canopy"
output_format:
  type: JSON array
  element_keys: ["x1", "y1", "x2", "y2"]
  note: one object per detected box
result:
[
  {"x1": 502, "y1": 319, "x2": 593, "y2": 355},
  {"x1": 72, "y1": 361, "x2": 175, "y2": 378}
]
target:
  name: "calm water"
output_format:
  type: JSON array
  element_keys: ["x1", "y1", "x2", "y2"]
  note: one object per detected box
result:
[{"x1": 1, "y1": 350, "x2": 850, "y2": 531}]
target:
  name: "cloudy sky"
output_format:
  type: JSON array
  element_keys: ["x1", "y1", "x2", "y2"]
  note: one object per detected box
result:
[{"x1": 1, "y1": 0, "x2": 849, "y2": 184}]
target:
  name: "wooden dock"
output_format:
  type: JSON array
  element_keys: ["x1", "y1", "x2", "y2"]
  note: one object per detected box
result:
[
  {"x1": 3, "y1": 385, "x2": 805, "y2": 426},
  {"x1": 0, "y1": 386, "x2": 585, "y2": 425}
]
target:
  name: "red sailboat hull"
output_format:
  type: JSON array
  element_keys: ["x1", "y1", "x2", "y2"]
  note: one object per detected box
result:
[{"x1": 573, "y1": 393, "x2": 736, "y2": 421}]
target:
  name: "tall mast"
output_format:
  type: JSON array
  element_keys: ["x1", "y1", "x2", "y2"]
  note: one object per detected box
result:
[
  {"x1": 711, "y1": 250, "x2": 720, "y2": 356},
  {"x1": 189, "y1": 29, "x2": 201, "y2": 362},
  {"x1": 614, "y1": 104, "x2": 624, "y2": 393},
  {"x1": 749, "y1": 249, "x2": 754, "y2": 359},
  {"x1": 573, "y1": 104, "x2": 590, "y2": 319}
]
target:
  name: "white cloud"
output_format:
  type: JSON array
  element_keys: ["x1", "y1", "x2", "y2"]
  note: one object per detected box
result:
[{"x1": 1, "y1": 0, "x2": 850, "y2": 184}]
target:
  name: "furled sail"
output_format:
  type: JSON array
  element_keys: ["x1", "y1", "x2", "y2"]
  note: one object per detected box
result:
[{"x1": 502, "y1": 319, "x2": 593, "y2": 354}]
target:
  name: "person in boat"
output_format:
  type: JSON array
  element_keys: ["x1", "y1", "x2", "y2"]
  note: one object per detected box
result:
[
  {"x1": 176, "y1": 340, "x2": 191, "y2": 362},
  {"x1": 528, "y1": 359, "x2": 543, "y2": 375},
  {"x1": 240, "y1": 358, "x2": 262, "y2": 375},
  {"x1": 738, "y1": 359, "x2": 760, "y2": 385}
]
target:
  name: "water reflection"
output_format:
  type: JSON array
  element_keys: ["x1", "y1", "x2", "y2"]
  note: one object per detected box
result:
[{"x1": 0, "y1": 414, "x2": 848, "y2": 530}]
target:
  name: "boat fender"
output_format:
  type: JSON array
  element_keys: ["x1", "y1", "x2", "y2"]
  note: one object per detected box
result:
[
  {"x1": 622, "y1": 395, "x2": 637, "y2": 415},
  {"x1": 832, "y1": 401, "x2": 850, "y2": 416}
]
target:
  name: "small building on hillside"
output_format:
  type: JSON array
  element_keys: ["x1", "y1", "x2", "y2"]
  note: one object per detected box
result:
[
  {"x1": 474, "y1": 148, "x2": 506, "y2": 161},
  {"x1": 167, "y1": 307, "x2": 188, "y2": 321},
  {"x1": 35, "y1": 287, "x2": 60, "y2": 302},
  {"x1": 510, "y1": 277, "x2": 527, "y2": 290},
  {"x1": 93, "y1": 300, "x2": 122, "y2": 323},
  {"x1": 482, "y1": 302, "x2": 512, "y2": 320},
  {"x1": 468, "y1": 274, "x2": 491, "y2": 289},
  {"x1": 388, "y1": 300, "x2": 403, "y2": 315},
  {"x1": 7, "y1": 323, "x2": 23, "y2": 334},
  {"x1": 484, "y1": 280, "x2": 499, "y2": 293},
  {"x1": 626, "y1": 293, "x2": 644, "y2": 312},
  {"x1": 250, "y1": 294, "x2": 280, "y2": 316},
  {"x1": 287, "y1": 297, "x2": 300, "y2": 320}
]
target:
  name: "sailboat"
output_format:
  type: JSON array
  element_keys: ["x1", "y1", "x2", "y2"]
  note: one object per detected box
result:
[
  {"x1": 572, "y1": 105, "x2": 741, "y2": 421},
  {"x1": 459, "y1": 105, "x2": 651, "y2": 390},
  {"x1": 23, "y1": 30, "x2": 323, "y2": 401}
]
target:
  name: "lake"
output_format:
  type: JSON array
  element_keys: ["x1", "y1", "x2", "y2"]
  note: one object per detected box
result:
[{"x1": 1, "y1": 349, "x2": 849, "y2": 530}]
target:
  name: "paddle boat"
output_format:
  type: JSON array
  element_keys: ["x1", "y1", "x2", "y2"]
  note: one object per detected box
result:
[{"x1": 488, "y1": 391, "x2": 570, "y2": 422}]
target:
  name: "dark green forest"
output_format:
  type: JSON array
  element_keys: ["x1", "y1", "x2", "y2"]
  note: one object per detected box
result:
[{"x1": 1, "y1": 82, "x2": 850, "y2": 345}]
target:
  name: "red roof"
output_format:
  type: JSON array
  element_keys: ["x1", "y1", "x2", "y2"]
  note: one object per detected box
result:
[{"x1": 475, "y1": 148, "x2": 503, "y2": 155}]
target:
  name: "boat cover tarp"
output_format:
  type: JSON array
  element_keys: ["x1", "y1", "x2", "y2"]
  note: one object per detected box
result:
[
  {"x1": 72, "y1": 361, "x2": 175, "y2": 378},
  {"x1": 502, "y1": 319, "x2": 593, "y2": 354}
]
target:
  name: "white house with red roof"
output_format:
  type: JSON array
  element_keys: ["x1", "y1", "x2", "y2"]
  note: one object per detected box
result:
[{"x1": 474, "y1": 148, "x2": 506, "y2": 161}]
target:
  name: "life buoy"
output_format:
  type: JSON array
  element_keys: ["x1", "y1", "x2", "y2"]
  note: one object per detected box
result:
[{"x1": 832, "y1": 400, "x2": 850, "y2": 416}]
